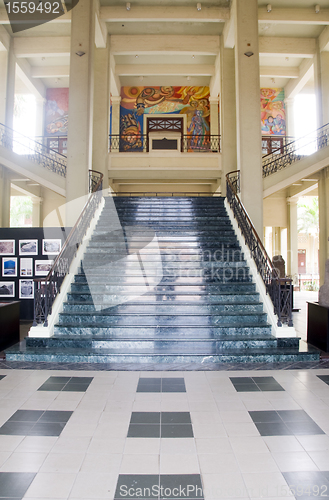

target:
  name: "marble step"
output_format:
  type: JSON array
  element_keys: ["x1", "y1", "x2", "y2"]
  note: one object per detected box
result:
[
  {"x1": 72, "y1": 276, "x2": 251, "y2": 285},
  {"x1": 26, "y1": 336, "x2": 278, "y2": 350},
  {"x1": 57, "y1": 311, "x2": 269, "y2": 326},
  {"x1": 70, "y1": 282, "x2": 257, "y2": 293},
  {"x1": 79, "y1": 260, "x2": 249, "y2": 269},
  {"x1": 62, "y1": 302, "x2": 265, "y2": 314},
  {"x1": 95, "y1": 223, "x2": 233, "y2": 231},
  {"x1": 5, "y1": 343, "x2": 320, "y2": 364},
  {"x1": 53, "y1": 324, "x2": 272, "y2": 337},
  {"x1": 82, "y1": 249, "x2": 245, "y2": 260},
  {"x1": 66, "y1": 291, "x2": 261, "y2": 304}
]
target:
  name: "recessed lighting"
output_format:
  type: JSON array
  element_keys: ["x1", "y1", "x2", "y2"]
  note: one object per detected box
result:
[
  {"x1": 126, "y1": 2, "x2": 131, "y2": 10},
  {"x1": 135, "y1": 55, "x2": 138, "y2": 58},
  {"x1": 267, "y1": 3, "x2": 272, "y2": 12},
  {"x1": 197, "y1": 2, "x2": 201, "y2": 11},
  {"x1": 315, "y1": 4, "x2": 320, "y2": 13}
]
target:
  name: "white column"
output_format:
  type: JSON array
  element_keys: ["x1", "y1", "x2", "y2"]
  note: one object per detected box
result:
[
  {"x1": 220, "y1": 39, "x2": 237, "y2": 196},
  {"x1": 272, "y1": 226, "x2": 282, "y2": 256},
  {"x1": 234, "y1": 0, "x2": 263, "y2": 236},
  {"x1": 0, "y1": 51, "x2": 8, "y2": 124},
  {"x1": 66, "y1": 0, "x2": 95, "y2": 226},
  {"x1": 320, "y1": 51, "x2": 329, "y2": 126},
  {"x1": 0, "y1": 166, "x2": 11, "y2": 227},
  {"x1": 284, "y1": 97, "x2": 295, "y2": 139},
  {"x1": 318, "y1": 168, "x2": 329, "y2": 286},
  {"x1": 111, "y1": 96, "x2": 121, "y2": 153},
  {"x1": 5, "y1": 41, "x2": 15, "y2": 131},
  {"x1": 209, "y1": 96, "x2": 219, "y2": 150},
  {"x1": 35, "y1": 97, "x2": 45, "y2": 139},
  {"x1": 287, "y1": 199, "x2": 298, "y2": 277},
  {"x1": 92, "y1": 44, "x2": 110, "y2": 189},
  {"x1": 32, "y1": 198, "x2": 42, "y2": 227}
]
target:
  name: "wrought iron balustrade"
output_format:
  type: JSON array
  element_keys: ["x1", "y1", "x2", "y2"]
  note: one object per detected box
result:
[
  {"x1": 33, "y1": 170, "x2": 104, "y2": 327},
  {"x1": 262, "y1": 123, "x2": 329, "y2": 177},
  {"x1": 226, "y1": 170, "x2": 293, "y2": 327},
  {"x1": 109, "y1": 134, "x2": 220, "y2": 153},
  {"x1": 0, "y1": 123, "x2": 67, "y2": 177}
]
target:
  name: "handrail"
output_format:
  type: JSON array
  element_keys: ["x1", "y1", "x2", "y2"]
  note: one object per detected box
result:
[
  {"x1": 226, "y1": 170, "x2": 293, "y2": 327},
  {"x1": 262, "y1": 123, "x2": 329, "y2": 177},
  {"x1": 109, "y1": 134, "x2": 221, "y2": 153},
  {"x1": 33, "y1": 170, "x2": 104, "y2": 327},
  {"x1": 0, "y1": 122, "x2": 67, "y2": 177}
]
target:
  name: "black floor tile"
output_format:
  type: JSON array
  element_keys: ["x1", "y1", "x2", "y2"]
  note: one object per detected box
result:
[
  {"x1": 137, "y1": 385, "x2": 162, "y2": 393},
  {"x1": 8, "y1": 410, "x2": 44, "y2": 423},
  {"x1": 254, "y1": 422, "x2": 291, "y2": 436},
  {"x1": 249, "y1": 411, "x2": 283, "y2": 423},
  {"x1": 115, "y1": 474, "x2": 159, "y2": 499},
  {"x1": 28, "y1": 422, "x2": 66, "y2": 436},
  {"x1": 160, "y1": 424, "x2": 194, "y2": 438},
  {"x1": 230, "y1": 377, "x2": 253, "y2": 384},
  {"x1": 231, "y1": 376, "x2": 284, "y2": 392},
  {"x1": 37, "y1": 376, "x2": 93, "y2": 393},
  {"x1": 0, "y1": 472, "x2": 36, "y2": 498},
  {"x1": 285, "y1": 421, "x2": 325, "y2": 436},
  {"x1": 70, "y1": 376, "x2": 93, "y2": 384},
  {"x1": 130, "y1": 412, "x2": 161, "y2": 424},
  {"x1": 38, "y1": 382, "x2": 66, "y2": 391},
  {"x1": 317, "y1": 375, "x2": 329, "y2": 385},
  {"x1": 0, "y1": 422, "x2": 35, "y2": 435},
  {"x1": 136, "y1": 378, "x2": 186, "y2": 393},
  {"x1": 283, "y1": 471, "x2": 329, "y2": 497},
  {"x1": 161, "y1": 386, "x2": 186, "y2": 393},
  {"x1": 62, "y1": 384, "x2": 91, "y2": 392},
  {"x1": 277, "y1": 410, "x2": 314, "y2": 423},
  {"x1": 46, "y1": 376, "x2": 71, "y2": 383},
  {"x1": 127, "y1": 424, "x2": 161, "y2": 438},
  {"x1": 252, "y1": 376, "x2": 277, "y2": 383},
  {"x1": 0, "y1": 375, "x2": 6, "y2": 381},
  {"x1": 38, "y1": 410, "x2": 73, "y2": 423},
  {"x1": 161, "y1": 412, "x2": 191, "y2": 424},
  {"x1": 160, "y1": 475, "x2": 204, "y2": 499},
  {"x1": 233, "y1": 384, "x2": 260, "y2": 392},
  {"x1": 256, "y1": 382, "x2": 284, "y2": 391}
]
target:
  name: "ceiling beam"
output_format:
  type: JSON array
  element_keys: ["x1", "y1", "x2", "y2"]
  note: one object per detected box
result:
[
  {"x1": 258, "y1": 7, "x2": 329, "y2": 25},
  {"x1": 260, "y1": 66, "x2": 299, "y2": 78},
  {"x1": 209, "y1": 52, "x2": 220, "y2": 98},
  {"x1": 115, "y1": 64, "x2": 215, "y2": 76},
  {"x1": 110, "y1": 35, "x2": 220, "y2": 55},
  {"x1": 259, "y1": 37, "x2": 316, "y2": 57},
  {"x1": 16, "y1": 58, "x2": 45, "y2": 98},
  {"x1": 100, "y1": 5, "x2": 229, "y2": 23},
  {"x1": 31, "y1": 65, "x2": 70, "y2": 78},
  {"x1": 285, "y1": 58, "x2": 314, "y2": 99},
  {"x1": 319, "y1": 26, "x2": 329, "y2": 52},
  {"x1": 14, "y1": 37, "x2": 71, "y2": 58}
]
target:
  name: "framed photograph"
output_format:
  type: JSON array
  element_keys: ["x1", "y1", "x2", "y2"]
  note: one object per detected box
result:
[
  {"x1": 42, "y1": 239, "x2": 61, "y2": 255},
  {"x1": 19, "y1": 240, "x2": 38, "y2": 256},
  {"x1": 2, "y1": 257, "x2": 17, "y2": 277},
  {"x1": 20, "y1": 258, "x2": 33, "y2": 277},
  {"x1": 35, "y1": 260, "x2": 54, "y2": 277},
  {"x1": 0, "y1": 240, "x2": 15, "y2": 255},
  {"x1": 19, "y1": 279, "x2": 34, "y2": 299},
  {"x1": 0, "y1": 281, "x2": 15, "y2": 297}
]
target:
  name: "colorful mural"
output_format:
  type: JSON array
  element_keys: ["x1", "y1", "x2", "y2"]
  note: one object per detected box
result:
[
  {"x1": 261, "y1": 88, "x2": 286, "y2": 136},
  {"x1": 45, "y1": 88, "x2": 69, "y2": 136},
  {"x1": 120, "y1": 86, "x2": 210, "y2": 151}
]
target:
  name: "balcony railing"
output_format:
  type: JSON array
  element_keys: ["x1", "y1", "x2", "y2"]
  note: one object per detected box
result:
[
  {"x1": 0, "y1": 123, "x2": 67, "y2": 177},
  {"x1": 262, "y1": 123, "x2": 329, "y2": 178},
  {"x1": 226, "y1": 170, "x2": 293, "y2": 327},
  {"x1": 109, "y1": 134, "x2": 220, "y2": 153}
]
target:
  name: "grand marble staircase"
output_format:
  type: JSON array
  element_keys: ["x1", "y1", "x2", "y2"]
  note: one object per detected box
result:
[{"x1": 6, "y1": 196, "x2": 319, "y2": 364}]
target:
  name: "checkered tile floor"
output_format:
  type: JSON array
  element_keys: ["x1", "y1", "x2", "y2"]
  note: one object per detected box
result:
[{"x1": 0, "y1": 369, "x2": 329, "y2": 499}]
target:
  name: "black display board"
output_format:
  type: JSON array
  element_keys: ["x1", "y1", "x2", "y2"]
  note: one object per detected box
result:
[{"x1": 0, "y1": 227, "x2": 69, "y2": 320}]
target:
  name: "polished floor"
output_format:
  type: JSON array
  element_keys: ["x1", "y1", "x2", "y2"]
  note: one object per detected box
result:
[{"x1": 0, "y1": 368, "x2": 329, "y2": 499}]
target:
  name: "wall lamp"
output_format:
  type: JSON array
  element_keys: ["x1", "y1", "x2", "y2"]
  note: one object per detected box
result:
[
  {"x1": 315, "y1": 4, "x2": 320, "y2": 13},
  {"x1": 75, "y1": 51, "x2": 85, "y2": 57},
  {"x1": 244, "y1": 51, "x2": 254, "y2": 57},
  {"x1": 267, "y1": 4, "x2": 271, "y2": 12},
  {"x1": 197, "y1": 3, "x2": 201, "y2": 11},
  {"x1": 126, "y1": 2, "x2": 131, "y2": 10}
]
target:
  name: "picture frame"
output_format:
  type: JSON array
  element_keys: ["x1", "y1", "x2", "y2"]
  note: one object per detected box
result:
[
  {"x1": 20, "y1": 258, "x2": 33, "y2": 277},
  {"x1": 42, "y1": 239, "x2": 61, "y2": 255},
  {"x1": 0, "y1": 240, "x2": 15, "y2": 255},
  {"x1": 35, "y1": 260, "x2": 54, "y2": 277},
  {"x1": 19, "y1": 239, "x2": 38, "y2": 256},
  {"x1": 2, "y1": 257, "x2": 17, "y2": 277},
  {"x1": 0, "y1": 281, "x2": 15, "y2": 297},
  {"x1": 19, "y1": 279, "x2": 34, "y2": 299}
]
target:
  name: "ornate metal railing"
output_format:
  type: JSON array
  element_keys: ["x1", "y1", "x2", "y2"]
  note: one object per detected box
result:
[
  {"x1": 262, "y1": 123, "x2": 329, "y2": 177},
  {"x1": 109, "y1": 134, "x2": 221, "y2": 153},
  {"x1": 0, "y1": 123, "x2": 67, "y2": 177},
  {"x1": 226, "y1": 170, "x2": 293, "y2": 327},
  {"x1": 33, "y1": 170, "x2": 104, "y2": 327}
]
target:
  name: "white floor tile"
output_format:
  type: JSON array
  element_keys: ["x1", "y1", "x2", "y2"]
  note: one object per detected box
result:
[
  {"x1": 120, "y1": 454, "x2": 159, "y2": 474},
  {"x1": 235, "y1": 452, "x2": 279, "y2": 473},
  {"x1": 160, "y1": 453, "x2": 199, "y2": 474},
  {"x1": 15, "y1": 436, "x2": 57, "y2": 454},
  {"x1": 242, "y1": 472, "x2": 294, "y2": 499},
  {"x1": 80, "y1": 453, "x2": 121, "y2": 473},
  {"x1": 195, "y1": 437, "x2": 233, "y2": 454},
  {"x1": 202, "y1": 472, "x2": 248, "y2": 499},
  {"x1": 263, "y1": 436, "x2": 305, "y2": 453},
  {"x1": 40, "y1": 452, "x2": 85, "y2": 473},
  {"x1": 308, "y1": 450, "x2": 329, "y2": 470},
  {"x1": 229, "y1": 436, "x2": 270, "y2": 454},
  {"x1": 124, "y1": 438, "x2": 160, "y2": 455},
  {"x1": 198, "y1": 453, "x2": 240, "y2": 474},
  {"x1": 87, "y1": 437, "x2": 125, "y2": 455},
  {"x1": 25, "y1": 472, "x2": 77, "y2": 498}
]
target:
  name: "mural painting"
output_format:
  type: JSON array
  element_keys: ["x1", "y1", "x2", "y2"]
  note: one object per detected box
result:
[
  {"x1": 261, "y1": 88, "x2": 286, "y2": 136},
  {"x1": 120, "y1": 86, "x2": 210, "y2": 151},
  {"x1": 45, "y1": 88, "x2": 69, "y2": 136}
]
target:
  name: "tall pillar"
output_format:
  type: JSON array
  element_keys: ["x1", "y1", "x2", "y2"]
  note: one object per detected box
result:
[
  {"x1": 320, "y1": 51, "x2": 329, "y2": 126},
  {"x1": 284, "y1": 97, "x2": 295, "y2": 139},
  {"x1": 209, "y1": 97, "x2": 219, "y2": 152},
  {"x1": 5, "y1": 41, "x2": 15, "y2": 131},
  {"x1": 272, "y1": 227, "x2": 282, "y2": 256},
  {"x1": 35, "y1": 98, "x2": 45, "y2": 138},
  {"x1": 66, "y1": 0, "x2": 95, "y2": 226},
  {"x1": 287, "y1": 200, "x2": 298, "y2": 277},
  {"x1": 111, "y1": 96, "x2": 121, "y2": 153},
  {"x1": 92, "y1": 44, "x2": 110, "y2": 189},
  {"x1": 220, "y1": 39, "x2": 237, "y2": 196},
  {"x1": 234, "y1": 0, "x2": 263, "y2": 235},
  {"x1": 0, "y1": 51, "x2": 8, "y2": 124},
  {"x1": 0, "y1": 166, "x2": 11, "y2": 227},
  {"x1": 318, "y1": 167, "x2": 329, "y2": 285},
  {"x1": 32, "y1": 198, "x2": 42, "y2": 227}
]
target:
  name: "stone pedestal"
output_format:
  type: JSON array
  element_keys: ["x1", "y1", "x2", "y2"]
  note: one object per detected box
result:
[
  {"x1": 319, "y1": 259, "x2": 329, "y2": 307},
  {"x1": 307, "y1": 302, "x2": 329, "y2": 353}
]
